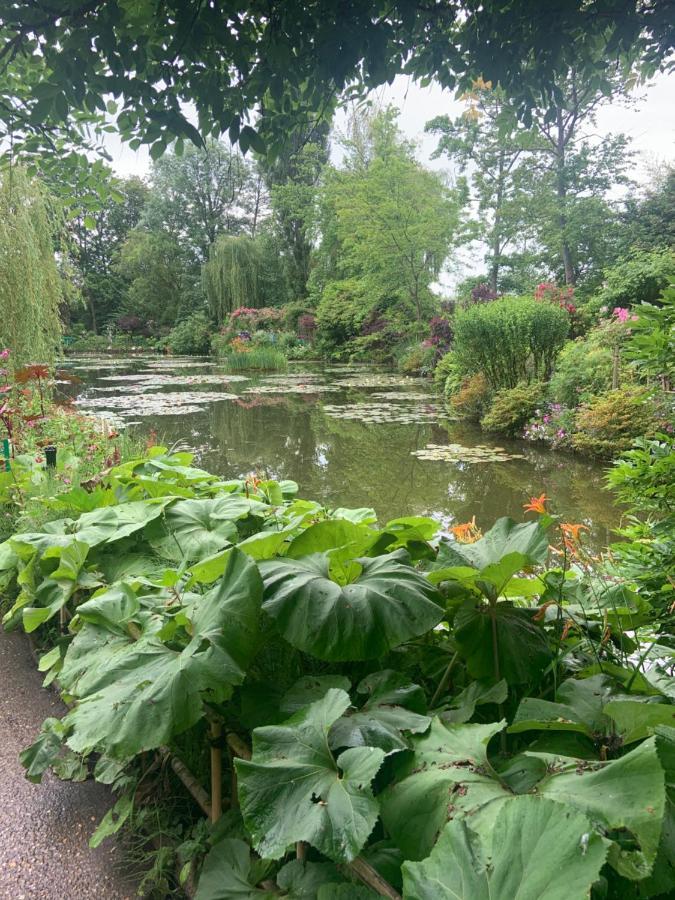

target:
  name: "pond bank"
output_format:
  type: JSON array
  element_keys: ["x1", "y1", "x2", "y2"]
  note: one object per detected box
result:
[{"x1": 0, "y1": 629, "x2": 136, "y2": 900}]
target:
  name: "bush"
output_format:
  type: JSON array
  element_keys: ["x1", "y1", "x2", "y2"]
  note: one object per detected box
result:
[
  {"x1": 167, "y1": 312, "x2": 213, "y2": 356},
  {"x1": 481, "y1": 383, "x2": 546, "y2": 435},
  {"x1": 581, "y1": 248, "x2": 675, "y2": 324},
  {"x1": 523, "y1": 403, "x2": 576, "y2": 448},
  {"x1": 453, "y1": 296, "x2": 569, "y2": 389},
  {"x1": 433, "y1": 350, "x2": 462, "y2": 395},
  {"x1": 449, "y1": 373, "x2": 491, "y2": 421},
  {"x1": 571, "y1": 388, "x2": 657, "y2": 457},
  {"x1": 213, "y1": 339, "x2": 288, "y2": 372},
  {"x1": 549, "y1": 333, "x2": 615, "y2": 407},
  {"x1": 397, "y1": 343, "x2": 436, "y2": 376}
]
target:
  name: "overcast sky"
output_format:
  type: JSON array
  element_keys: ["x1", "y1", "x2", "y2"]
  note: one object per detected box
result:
[{"x1": 109, "y1": 71, "x2": 674, "y2": 181}]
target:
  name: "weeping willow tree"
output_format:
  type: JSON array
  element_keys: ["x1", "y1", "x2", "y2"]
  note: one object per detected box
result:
[
  {"x1": 203, "y1": 234, "x2": 264, "y2": 324},
  {"x1": 0, "y1": 167, "x2": 65, "y2": 367}
]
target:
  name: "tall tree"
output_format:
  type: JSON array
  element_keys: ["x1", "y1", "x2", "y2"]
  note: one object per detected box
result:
[
  {"x1": 427, "y1": 79, "x2": 531, "y2": 293},
  {"x1": 262, "y1": 124, "x2": 330, "y2": 300},
  {"x1": 141, "y1": 139, "x2": 266, "y2": 264},
  {"x1": 621, "y1": 163, "x2": 675, "y2": 251},
  {"x1": 0, "y1": 168, "x2": 65, "y2": 365},
  {"x1": 517, "y1": 68, "x2": 634, "y2": 286},
  {"x1": 324, "y1": 108, "x2": 465, "y2": 328},
  {"x1": 69, "y1": 175, "x2": 148, "y2": 332}
]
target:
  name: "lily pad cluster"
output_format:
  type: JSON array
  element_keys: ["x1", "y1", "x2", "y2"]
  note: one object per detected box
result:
[
  {"x1": 412, "y1": 442, "x2": 527, "y2": 463},
  {"x1": 2, "y1": 447, "x2": 673, "y2": 899},
  {"x1": 323, "y1": 401, "x2": 439, "y2": 424},
  {"x1": 75, "y1": 390, "x2": 238, "y2": 417}
]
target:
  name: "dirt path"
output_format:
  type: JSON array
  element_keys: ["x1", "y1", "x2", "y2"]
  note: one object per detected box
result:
[{"x1": 0, "y1": 629, "x2": 137, "y2": 899}]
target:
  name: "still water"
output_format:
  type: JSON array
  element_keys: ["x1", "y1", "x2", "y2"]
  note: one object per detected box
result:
[{"x1": 60, "y1": 355, "x2": 621, "y2": 550}]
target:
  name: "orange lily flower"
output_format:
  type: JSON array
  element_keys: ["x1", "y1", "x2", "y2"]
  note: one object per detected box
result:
[
  {"x1": 450, "y1": 516, "x2": 482, "y2": 544},
  {"x1": 523, "y1": 493, "x2": 548, "y2": 514},
  {"x1": 561, "y1": 523, "x2": 588, "y2": 542}
]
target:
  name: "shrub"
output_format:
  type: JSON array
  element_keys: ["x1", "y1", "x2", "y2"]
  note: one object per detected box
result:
[
  {"x1": 571, "y1": 388, "x2": 657, "y2": 457},
  {"x1": 216, "y1": 342, "x2": 288, "y2": 372},
  {"x1": 433, "y1": 350, "x2": 462, "y2": 395},
  {"x1": 397, "y1": 343, "x2": 436, "y2": 376},
  {"x1": 523, "y1": 403, "x2": 576, "y2": 448},
  {"x1": 481, "y1": 382, "x2": 546, "y2": 435},
  {"x1": 167, "y1": 312, "x2": 212, "y2": 356},
  {"x1": 549, "y1": 333, "x2": 614, "y2": 407},
  {"x1": 453, "y1": 296, "x2": 569, "y2": 389},
  {"x1": 581, "y1": 248, "x2": 675, "y2": 324},
  {"x1": 449, "y1": 373, "x2": 491, "y2": 421},
  {"x1": 281, "y1": 302, "x2": 314, "y2": 333}
]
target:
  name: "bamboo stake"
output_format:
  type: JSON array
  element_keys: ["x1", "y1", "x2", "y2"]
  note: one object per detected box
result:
[
  {"x1": 159, "y1": 748, "x2": 212, "y2": 819},
  {"x1": 210, "y1": 720, "x2": 223, "y2": 824},
  {"x1": 226, "y1": 731, "x2": 252, "y2": 760},
  {"x1": 349, "y1": 857, "x2": 402, "y2": 899}
]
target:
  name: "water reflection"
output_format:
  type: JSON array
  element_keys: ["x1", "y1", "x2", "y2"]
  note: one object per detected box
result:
[{"x1": 63, "y1": 356, "x2": 620, "y2": 549}]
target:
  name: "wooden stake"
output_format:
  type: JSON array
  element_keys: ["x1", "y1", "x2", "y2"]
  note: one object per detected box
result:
[
  {"x1": 210, "y1": 720, "x2": 223, "y2": 824},
  {"x1": 349, "y1": 857, "x2": 402, "y2": 899}
]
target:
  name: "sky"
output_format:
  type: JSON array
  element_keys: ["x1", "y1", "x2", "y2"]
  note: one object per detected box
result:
[{"x1": 109, "y1": 71, "x2": 674, "y2": 182}]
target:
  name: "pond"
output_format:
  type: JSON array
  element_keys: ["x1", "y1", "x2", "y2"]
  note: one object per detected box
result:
[{"x1": 59, "y1": 355, "x2": 621, "y2": 550}]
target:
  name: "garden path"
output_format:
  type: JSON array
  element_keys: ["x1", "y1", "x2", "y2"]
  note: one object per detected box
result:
[{"x1": 0, "y1": 629, "x2": 136, "y2": 899}]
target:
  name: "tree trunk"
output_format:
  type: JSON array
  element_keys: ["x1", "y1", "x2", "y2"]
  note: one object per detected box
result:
[
  {"x1": 87, "y1": 291, "x2": 98, "y2": 334},
  {"x1": 489, "y1": 150, "x2": 506, "y2": 293},
  {"x1": 555, "y1": 109, "x2": 575, "y2": 286}
]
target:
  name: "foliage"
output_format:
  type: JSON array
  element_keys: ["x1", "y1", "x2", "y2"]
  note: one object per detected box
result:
[
  {"x1": 212, "y1": 340, "x2": 288, "y2": 372},
  {"x1": 523, "y1": 403, "x2": 576, "y2": 449},
  {"x1": 116, "y1": 230, "x2": 192, "y2": 328},
  {"x1": 448, "y1": 374, "x2": 491, "y2": 422},
  {"x1": 549, "y1": 332, "x2": 615, "y2": 407},
  {"x1": 2, "y1": 2, "x2": 667, "y2": 165},
  {"x1": 583, "y1": 248, "x2": 675, "y2": 323},
  {"x1": 433, "y1": 351, "x2": 462, "y2": 396},
  {"x1": 0, "y1": 169, "x2": 66, "y2": 367},
  {"x1": 319, "y1": 108, "x2": 464, "y2": 336},
  {"x1": 624, "y1": 280, "x2": 675, "y2": 389},
  {"x1": 397, "y1": 344, "x2": 437, "y2": 377},
  {"x1": 167, "y1": 313, "x2": 213, "y2": 356},
  {"x1": 480, "y1": 383, "x2": 546, "y2": 435},
  {"x1": 453, "y1": 296, "x2": 569, "y2": 389},
  {"x1": 620, "y1": 163, "x2": 675, "y2": 252},
  {"x1": 571, "y1": 388, "x2": 658, "y2": 457},
  {"x1": 2, "y1": 445, "x2": 675, "y2": 898}
]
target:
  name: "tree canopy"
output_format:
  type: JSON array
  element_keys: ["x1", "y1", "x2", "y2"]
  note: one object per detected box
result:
[{"x1": 0, "y1": 1, "x2": 672, "y2": 164}]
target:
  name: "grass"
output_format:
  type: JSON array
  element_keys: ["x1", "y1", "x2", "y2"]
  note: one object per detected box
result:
[{"x1": 220, "y1": 346, "x2": 288, "y2": 372}]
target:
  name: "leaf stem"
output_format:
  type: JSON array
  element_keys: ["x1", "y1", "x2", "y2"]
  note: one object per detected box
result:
[
  {"x1": 349, "y1": 857, "x2": 402, "y2": 899},
  {"x1": 430, "y1": 651, "x2": 459, "y2": 708}
]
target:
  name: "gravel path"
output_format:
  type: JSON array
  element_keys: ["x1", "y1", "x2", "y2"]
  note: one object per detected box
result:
[{"x1": 0, "y1": 629, "x2": 137, "y2": 899}]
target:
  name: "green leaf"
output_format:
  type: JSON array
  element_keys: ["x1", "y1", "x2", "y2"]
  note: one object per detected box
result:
[
  {"x1": 441, "y1": 679, "x2": 507, "y2": 723},
  {"x1": 195, "y1": 838, "x2": 276, "y2": 899},
  {"x1": 454, "y1": 602, "x2": 552, "y2": 684},
  {"x1": 64, "y1": 551, "x2": 261, "y2": 757},
  {"x1": 285, "y1": 519, "x2": 376, "y2": 559},
  {"x1": 149, "y1": 497, "x2": 247, "y2": 561},
  {"x1": 76, "y1": 583, "x2": 140, "y2": 631},
  {"x1": 330, "y1": 670, "x2": 431, "y2": 752},
  {"x1": 260, "y1": 550, "x2": 443, "y2": 661},
  {"x1": 275, "y1": 859, "x2": 346, "y2": 896},
  {"x1": 438, "y1": 518, "x2": 549, "y2": 571},
  {"x1": 280, "y1": 675, "x2": 352, "y2": 717},
  {"x1": 402, "y1": 796, "x2": 608, "y2": 900},
  {"x1": 380, "y1": 719, "x2": 506, "y2": 860},
  {"x1": 20, "y1": 717, "x2": 70, "y2": 783},
  {"x1": 89, "y1": 794, "x2": 133, "y2": 848},
  {"x1": 539, "y1": 737, "x2": 666, "y2": 880},
  {"x1": 604, "y1": 700, "x2": 675, "y2": 745},
  {"x1": 509, "y1": 675, "x2": 617, "y2": 737},
  {"x1": 236, "y1": 689, "x2": 385, "y2": 862}
]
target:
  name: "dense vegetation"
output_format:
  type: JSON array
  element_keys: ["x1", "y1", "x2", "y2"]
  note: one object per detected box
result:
[
  {"x1": 0, "y1": 4, "x2": 673, "y2": 898},
  {"x1": 0, "y1": 436, "x2": 673, "y2": 898}
]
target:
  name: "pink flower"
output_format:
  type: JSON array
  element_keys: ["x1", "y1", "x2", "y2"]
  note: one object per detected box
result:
[
  {"x1": 613, "y1": 307, "x2": 630, "y2": 323},
  {"x1": 0, "y1": 349, "x2": 9, "y2": 359}
]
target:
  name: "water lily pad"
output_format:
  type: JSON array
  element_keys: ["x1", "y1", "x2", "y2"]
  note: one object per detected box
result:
[
  {"x1": 324, "y1": 402, "x2": 438, "y2": 424},
  {"x1": 412, "y1": 443, "x2": 526, "y2": 463},
  {"x1": 76, "y1": 391, "x2": 237, "y2": 417}
]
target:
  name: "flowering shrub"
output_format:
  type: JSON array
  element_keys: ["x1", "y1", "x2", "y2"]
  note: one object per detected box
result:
[
  {"x1": 297, "y1": 314, "x2": 317, "y2": 341},
  {"x1": 229, "y1": 307, "x2": 283, "y2": 331},
  {"x1": 480, "y1": 382, "x2": 546, "y2": 435},
  {"x1": 449, "y1": 373, "x2": 491, "y2": 421},
  {"x1": 469, "y1": 282, "x2": 499, "y2": 303},
  {"x1": 429, "y1": 316, "x2": 453, "y2": 350},
  {"x1": 523, "y1": 403, "x2": 575, "y2": 449}
]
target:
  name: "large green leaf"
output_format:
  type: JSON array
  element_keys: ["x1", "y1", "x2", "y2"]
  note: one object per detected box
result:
[
  {"x1": 329, "y1": 670, "x2": 431, "y2": 752},
  {"x1": 441, "y1": 679, "x2": 507, "y2": 724},
  {"x1": 148, "y1": 496, "x2": 250, "y2": 561},
  {"x1": 604, "y1": 700, "x2": 675, "y2": 744},
  {"x1": 236, "y1": 689, "x2": 385, "y2": 862},
  {"x1": 260, "y1": 549, "x2": 443, "y2": 661},
  {"x1": 64, "y1": 551, "x2": 261, "y2": 757},
  {"x1": 380, "y1": 719, "x2": 507, "y2": 860},
  {"x1": 402, "y1": 796, "x2": 608, "y2": 900},
  {"x1": 538, "y1": 737, "x2": 666, "y2": 880},
  {"x1": 454, "y1": 601, "x2": 552, "y2": 685},
  {"x1": 195, "y1": 839, "x2": 276, "y2": 899},
  {"x1": 509, "y1": 675, "x2": 617, "y2": 738}
]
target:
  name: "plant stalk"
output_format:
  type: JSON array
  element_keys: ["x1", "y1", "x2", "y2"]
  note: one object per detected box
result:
[
  {"x1": 210, "y1": 720, "x2": 223, "y2": 824},
  {"x1": 349, "y1": 857, "x2": 402, "y2": 899},
  {"x1": 430, "y1": 651, "x2": 459, "y2": 708}
]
